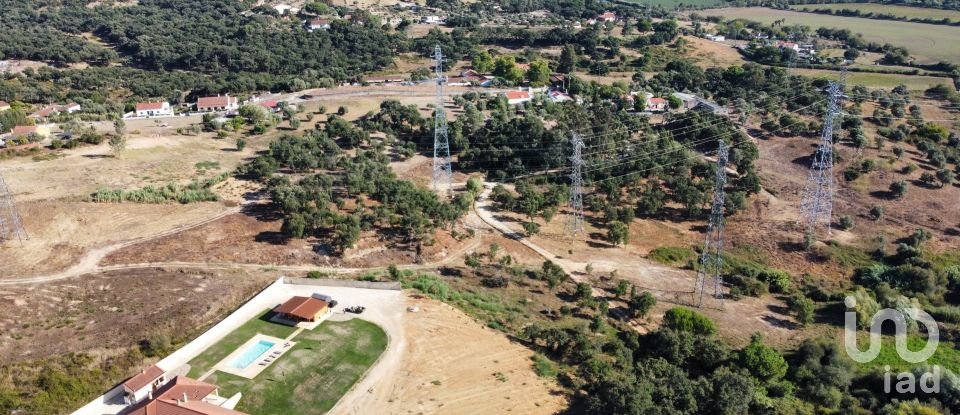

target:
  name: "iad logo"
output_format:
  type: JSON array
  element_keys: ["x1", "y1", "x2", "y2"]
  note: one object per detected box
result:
[{"x1": 843, "y1": 295, "x2": 941, "y2": 394}]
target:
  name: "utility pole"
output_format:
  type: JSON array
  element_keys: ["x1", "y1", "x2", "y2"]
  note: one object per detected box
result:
[
  {"x1": 799, "y1": 80, "x2": 843, "y2": 237},
  {"x1": 695, "y1": 140, "x2": 729, "y2": 308},
  {"x1": 566, "y1": 133, "x2": 585, "y2": 237},
  {"x1": 0, "y1": 169, "x2": 27, "y2": 244},
  {"x1": 432, "y1": 44, "x2": 452, "y2": 194}
]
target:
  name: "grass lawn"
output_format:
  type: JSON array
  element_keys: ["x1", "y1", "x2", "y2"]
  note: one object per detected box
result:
[
  {"x1": 789, "y1": 3, "x2": 960, "y2": 21},
  {"x1": 854, "y1": 333, "x2": 960, "y2": 373},
  {"x1": 788, "y1": 68, "x2": 955, "y2": 91},
  {"x1": 699, "y1": 7, "x2": 960, "y2": 64},
  {"x1": 205, "y1": 319, "x2": 387, "y2": 415},
  {"x1": 186, "y1": 309, "x2": 299, "y2": 378}
]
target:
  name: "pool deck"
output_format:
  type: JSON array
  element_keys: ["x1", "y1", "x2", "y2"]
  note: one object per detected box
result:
[{"x1": 209, "y1": 334, "x2": 295, "y2": 380}]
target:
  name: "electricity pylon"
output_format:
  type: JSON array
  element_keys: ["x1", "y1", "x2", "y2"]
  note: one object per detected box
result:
[
  {"x1": 432, "y1": 45, "x2": 452, "y2": 194},
  {"x1": 0, "y1": 170, "x2": 27, "y2": 244},
  {"x1": 566, "y1": 133, "x2": 585, "y2": 236},
  {"x1": 799, "y1": 81, "x2": 843, "y2": 237},
  {"x1": 696, "y1": 140, "x2": 729, "y2": 308}
]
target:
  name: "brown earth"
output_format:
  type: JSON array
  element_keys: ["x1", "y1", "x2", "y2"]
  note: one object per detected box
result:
[
  {"x1": 0, "y1": 267, "x2": 272, "y2": 363},
  {"x1": 355, "y1": 295, "x2": 568, "y2": 415}
]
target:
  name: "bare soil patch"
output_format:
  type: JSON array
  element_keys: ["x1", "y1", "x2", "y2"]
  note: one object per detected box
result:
[
  {"x1": 0, "y1": 268, "x2": 272, "y2": 363},
  {"x1": 352, "y1": 295, "x2": 567, "y2": 415}
]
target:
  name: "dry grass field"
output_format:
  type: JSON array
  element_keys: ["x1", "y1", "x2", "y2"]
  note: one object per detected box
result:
[
  {"x1": 682, "y1": 35, "x2": 749, "y2": 68},
  {"x1": 790, "y1": 3, "x2": 960, "y2": 21},
  {"x1": 344, "y1": 295, "x2": 567, "y2": 415}
]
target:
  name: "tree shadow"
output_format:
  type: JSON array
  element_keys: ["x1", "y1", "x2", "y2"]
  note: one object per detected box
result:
[
  {"x1": 814, "y1": 301, "x2": 845, "y2": 327},
  {"x1": 869, "y1": 190, "x2": 896, "y2": 200},
  {"x1": 761, "y1": 314, "x2": 801, "y2": 330},
  {"x1": 254, "y1": 231, "x2": 288, "y2": 245}
]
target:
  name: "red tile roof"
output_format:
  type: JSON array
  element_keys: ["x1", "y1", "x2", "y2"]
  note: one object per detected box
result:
[
  {"x1": 11, "y1": 125, "x2": 37, "y2": 135},
  {"x1": 124, "y1": 376, "x2": 243, "y2": 415},
  {"x1": 29, "y1": 106, "x2": 58, "y2": 118},
  {"x1": 274, "y1": 296, "x2": 329, "y2": 321},
  {"x1": 0, "y1": 101, "x2": 9, "y2": 108},
  {"x1": 122, "y1": 365, "x2": 165, "y2": 394},
  {"x1": 197, "y1": 96, "x2": 236, "y2": 109},
  {"x1": 505, "y1": 90, "x2": 531, "y2": 100},
  {"x1": 648, "y1": 97, "x2": 667, "y2": 104},
  {"x1": 136, "y1": 102, "x2": 166, "y2": 111},
  {"x1": 259, "y1": 100, "x2": 279, "y2": 109}
]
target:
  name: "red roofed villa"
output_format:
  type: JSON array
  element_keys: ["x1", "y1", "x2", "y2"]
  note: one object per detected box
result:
[
  {"x1": 646, "y1": 97, "x2": 668, "y2": 112},
  {"x1": 122, "y1": 375, "x2": 245, "y2": 415},
  {"x1": 135, "y1": 101, "x2": 173, "y2": 117},
  {"x1": 197, "y1": 95, "x2": 239, "y2": 112},
  {"x1": 504, "y1": 89, "x2": 532, "y2": 106}
]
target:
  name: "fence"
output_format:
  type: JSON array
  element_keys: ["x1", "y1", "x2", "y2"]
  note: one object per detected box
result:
[{"x1": 283, "y1": 277, "x2": 401, "y2": 290}]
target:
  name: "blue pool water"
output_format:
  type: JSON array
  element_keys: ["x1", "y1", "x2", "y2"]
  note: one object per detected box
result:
[{"x1": 230, "y1": 340, "x2": 275, "y2": 369}]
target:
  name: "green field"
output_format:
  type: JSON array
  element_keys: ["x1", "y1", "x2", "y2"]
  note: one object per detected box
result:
[
  {"x1": 204, "y1": 318, "x2": 387, "y2": 415},
  {"x1": 788, "y1": 68, "x2": 956, "y2": 91},
  {"x1": 854, "y1": 334, "x2": 960, "y2": 373},
  {"x1": 186, "y1": 309, "x2": 299, "y2": 378},
  {"x1": 701, "y1": 7, "x2": 960, "y2": 64},
  {"x1": 790, "y1": 3, "x2": 960, "y2": 21},
  {"x1": 620, "y1": 0, "x2": 726, "y2": 9}
]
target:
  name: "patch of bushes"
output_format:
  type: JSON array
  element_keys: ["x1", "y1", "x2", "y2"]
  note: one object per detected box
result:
[
  {"x1": 91, "y1": 173, "x2": 229, "y2": 204},
  {"x1": 662, "y1": 307, "x2": 716, "y2": 335},
  {"x1": 648, "y1": 246, "x2": 696, "y2": 267}
]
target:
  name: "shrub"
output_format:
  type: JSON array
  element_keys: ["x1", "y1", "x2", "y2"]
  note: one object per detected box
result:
[
  {"x1": 628, "y1": 292, "x2": 657, "y2": 318},
  {"x1": 728, "y1": 274, "x2": 768, "y2": 297},
  {"x1": 838, "y1": 215, "x2": 854, "y2": 230},
  {"x1": 662, "y1": 307, "x2": 715, "y2": 335},
  {"x1": 648, "y1": 246, "x2": 696, "y2": 267}
]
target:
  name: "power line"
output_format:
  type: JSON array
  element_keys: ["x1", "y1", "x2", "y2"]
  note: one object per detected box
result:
[
  {"x1": 696, "y1": 140, "x2": 729, "y2": 308},
  {"x1": 566, "y1": 133, "x2": 585, "y2": 237},
  {"x1": 799, "y1": 81, "x2": 843, "y2": 237},
  {"x1": 0, "y1": 170, "x2": 27, "y2": 244}
]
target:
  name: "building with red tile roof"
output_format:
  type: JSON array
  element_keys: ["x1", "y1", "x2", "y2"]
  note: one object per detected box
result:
[{"x1": 274, "y1": 296, "x2": 330, "y2": 322}]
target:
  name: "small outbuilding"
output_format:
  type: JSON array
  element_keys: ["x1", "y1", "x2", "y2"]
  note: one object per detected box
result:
[{"x1": 274, "y1": 296, "x2": 330, "y2": 322}]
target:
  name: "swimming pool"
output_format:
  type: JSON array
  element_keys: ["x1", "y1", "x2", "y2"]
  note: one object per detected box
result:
[{"x1": 230, "y1": 340, "x2": 276, "y2": 369}]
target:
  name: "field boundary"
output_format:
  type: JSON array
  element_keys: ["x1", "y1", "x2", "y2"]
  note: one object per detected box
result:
[{"x1": 284, "y1": 277, "x2": 401, "y2": 290}]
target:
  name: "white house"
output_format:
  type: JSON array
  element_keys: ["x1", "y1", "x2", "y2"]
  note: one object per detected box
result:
[
  {"x1": 504, "y1": 89, "x2": 533, "y2": 106},
  {"x1": 705, "y1": 34, "x2": 725, "y2": 42},
  {"x1": 60, "y1": 102, "x2": 82, "y2": 113},
  {"x1": 122, "y1": 364, "x2": 166, "y2": 405},
  {"x1": 422, "y1": 15, "x2": 443, "y2": 24},
  {"x1": 273, "y1": 4, "x2": 298, "y2": 15},
  {"x1": 308, "y1": 18, "x2": 331, "y2": 31},
  {"x1": 597, "y1": 11, "x2": 616, "y2": 23},
  {"x1": 549, "y1": 90, "x2": 572, "y2": 103},
  {"x1": 646, "y1": 97, "x2": 668, "y2": 112},
  {"x1": 135, "y1": 101, "x2": 173, "y2": 117},
  {"x1": 197, "y1": 95, "x2": 239, "y2": 112}
]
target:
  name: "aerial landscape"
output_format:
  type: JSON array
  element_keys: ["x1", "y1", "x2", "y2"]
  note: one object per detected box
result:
[{"x1": 1, "y1": 0, "x2": 960, "y2": 414}]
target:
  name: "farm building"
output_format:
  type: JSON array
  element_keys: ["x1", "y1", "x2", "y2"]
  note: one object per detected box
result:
[
  {"x1": 274, "y1": 296, "x2": 330, "y2": 322},
  {"x1": 123, "y1": 375, "x2": 245, "y2": 415},
  {"x1": 197, "y1": 95, "x2": 239, "y2": 112},
  {"x1": 705, "y1": 34, "x2": 725, "y2": 42},
  {"x1": 135, "y1": 101, "x2": 173, "y2": 117},
  {"x1": 0, "y1": 101, "x2": 9, "y2": 112},
  {"x1": 308, "y1": 18, "x2": 330, "y2": 31},
  {"x1": 646, "y1": 97, "x2": 667, "y2": 112}
]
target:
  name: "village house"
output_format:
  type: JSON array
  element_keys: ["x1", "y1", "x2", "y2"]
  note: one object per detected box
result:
[
  {"x1": 422, "y1": 15, "x2": 444, "y2": 24},
  {"x1": 135, "y1": 101, "x2": 173, "y2": 117},
  {"x1": 0, "y1": 101, "x2": 9, "y2": 112},
  {"x1": 646, "y1": 97, "x2": 668, "y2": 112},
  {"x1": 60, "y1": 102, "x2": 82, "y2": 114},
  {"x1": 705, "y1": 34, "x2": 725, "y2": 42},
  {"x1": 28, "y1": 106, "x2": 59, "y2": 120},
  {"x1": 776, "y1": 41, "x2": 800, "y2": 52},
  {"x1": 273, "y1": 4, "x2": 298, "y2": 15},
  {"x1": 259, "y1": 100, "x2": 282, "y2": 113},
  {"x1": 549, "y1": 90, "x2": 572, "y2": 103},
  {"x1": 504, "y1": 89, "x2": 533, "y2": 106},
  {"x1": 121, "y1": 365, "x2": 166, "y2": 405},
  {"x1": 597, "y1": 11, "x2": 616, "y2": 23},
  {"x1": 308, "y1": 18, "x2": 330, "y2": 31},
  {"x1": 196, "y1": 95, "x2": 239, "y2": 112},
  {"x1": 122, "y1": 375, "x2": 245, "y2": 415},
  {"x1": 11, "y1": 125, "x2": 50, "y2": 139},
  {"x1": 672, "y1": 92, "x2": 700, "y2": 110}
]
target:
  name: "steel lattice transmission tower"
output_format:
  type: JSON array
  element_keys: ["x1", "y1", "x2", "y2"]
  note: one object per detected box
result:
[
  {"x1": 566, "y1": 133, "x2": 585, "y2": 236},
  {"x1": 432, "y1": 45, "x2": 452, "y2": 194},
  {"x1": 0, "y1": 170, "x2": 28, "y2": 244},
  {"x1": 695, "y1": 141, "x2": 730, "y2": 308},
  {"x1": 799, "y1": 81, "x2": 843, "y2": 237}
]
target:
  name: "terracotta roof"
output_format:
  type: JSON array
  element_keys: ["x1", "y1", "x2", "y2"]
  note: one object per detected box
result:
[
  {"x1": 259, "y1": 100, "x2": 279, "y2": 109},
  {"x1": 29, "y1": 106, "x2": 58, "y2": 118},
  {"x1": 123, "y1": 365, "x2": 165, "y2": 393},
  {"x1": 310, "y1": 18, "x2": 330, "y2": 26},
  {"x1": 136, "y1": 102, "x2": 166, "y2": 111},
  {"x1": 123, "y1": 376, "x2": 244, "y2": 415},
  {"x1": 505, "y1": 90, "x2": 531, "y2": 100},
  {"x1": 197, "y1": 96, "x2": 236, "y2": 109},
  {"x1": 0, "y1": 101, "x2": 9, "y2": 107},
  {"x1": 274, "y1": 296, "x2": 329, "y2": 320},
  {"x1": 11, "y1": 125, "x2": 37, "y2": 135},
  {"x1": 648, "y1": 97, "x2": 667, "y2": 104}
]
